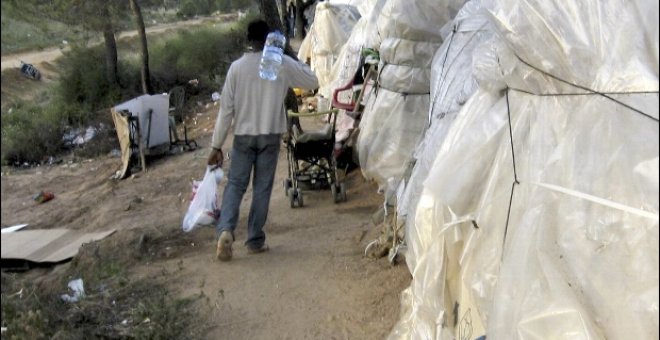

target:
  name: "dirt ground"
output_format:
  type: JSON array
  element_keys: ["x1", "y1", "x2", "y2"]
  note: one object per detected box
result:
[
  {"x1": 1, "y1": 99, "x2": 411, "y2": 338},
  {"x1": 1, "y1": 14, "x2": 411, "y2": 338}
]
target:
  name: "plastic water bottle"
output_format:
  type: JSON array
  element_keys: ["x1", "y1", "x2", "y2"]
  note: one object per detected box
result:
[{"x1": 259, "y1": 31, "x2": 286, "y2": 81}]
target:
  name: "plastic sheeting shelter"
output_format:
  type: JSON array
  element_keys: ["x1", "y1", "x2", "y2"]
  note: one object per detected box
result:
[
  {"x1": 356, "y1": 0, "x2": 463, "y2": 194},
  {"x1": 319, "y1": 0, "x2": 378, "y2": 102},
  {"x1": 298, "y1": 0, "x2": 659, "y2": 335},
  {"x1": 297, "y1": 2, "x2": 361, "y2": 98},
  {"x1": 386, "y1": 0, "x2": 659, "y2": 339},
  {"x1": 396, "y1": 1, "x2": 491, "y2": 232}
]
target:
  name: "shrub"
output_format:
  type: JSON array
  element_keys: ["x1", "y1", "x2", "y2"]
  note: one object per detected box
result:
[
  {"x1": 176, "y1": 0, "x2": 253, "y2": 18},
  {"x1": 149, "y1": 23, "x2": 248, "y2": 94},
  {"x1": 0, "y1": 1, "x2": 82, "y2": 54},
  {"x1": 55, "y1": 45, "x2": 123, "y2": 114},
  {"x1": 2, "y1": 12, "x2": 260, "y2": 165},
  {"x1": 178, "y1": 0, "x2": 212, "y2": 18},
  {"x1": 1, "y1": 103, "x2": 67, "y2": 165}
]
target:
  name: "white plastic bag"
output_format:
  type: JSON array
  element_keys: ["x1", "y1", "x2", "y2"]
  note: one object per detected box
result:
[
  {"x1": 60, "y1": 278, "x2": 85, "y2": 303},
  {"x1": 182, "y1": 167, "x2": 223, "y2": 232}
]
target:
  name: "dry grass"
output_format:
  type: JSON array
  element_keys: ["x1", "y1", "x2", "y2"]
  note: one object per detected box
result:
[{"x1": 1, "y1": 228, "x2": 212, "y2": 339}]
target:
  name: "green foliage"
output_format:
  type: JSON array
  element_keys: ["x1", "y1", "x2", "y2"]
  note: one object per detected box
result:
[
  {"x1": 56, "y1": 46, "x2": 121, "y2": 113},
  {"x1": 178, "y1": 0, "x2": 212, "y2": 18},
  {"x1": 2, "y1": 11, "x2": 260, "y2": 165},
  {"x1": 1, "y1": 0, "x2": 259, "y2": 53},
  {"x1": 1, "y1": 103, "x2": 67, "y2": 165},
  {"x1": 177, "y1": 0, "x2": 255, "y2": 18},
  {"x1": 2, "y1": 45, "x2": 134, "y2": 165},
  {"x1": 149, "y1": 24, "x2": 247, "y2": 93},
  {"x1": 53, "y1": 46, "x2": 146, "y2": 115},
  {"x1": 0, "y1": 1, "x2": 85, "y2": 53},
  {"x1": 50, "y1": 0, "x2": 130, "y2": 32}
]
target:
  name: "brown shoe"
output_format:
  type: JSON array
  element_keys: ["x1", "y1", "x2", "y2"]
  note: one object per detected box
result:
[
  {"x1": 216, "y1": 231, "x2": 233, "y2": 261},
  {"x1": 247, "y1": 244, "x2": 269, "y2": 255}
]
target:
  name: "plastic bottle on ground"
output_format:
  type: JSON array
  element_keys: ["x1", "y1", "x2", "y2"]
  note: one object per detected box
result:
[{"x1": 259, "y1": 31, "x2": 286, "y2": 81}]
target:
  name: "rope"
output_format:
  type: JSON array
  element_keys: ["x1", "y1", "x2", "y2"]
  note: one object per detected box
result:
[
  {"x1": 502, "y1": 181, "x2": 517, "y2": 257},
  {"x1": 429, "y1": 25, "x2": 456, "y2": 125},
  {"x1": 509, "y1": 88, "x2": 659, "y2": 97},
  {"x1": 501, "y1": 88, "x2": 518, "y2": 259},
  {"x1": 500, "y1": 83, "x2": 658, "y2": 260},
  {"x1": 374, "y1": 84, "x2": 430, "y2": 96},
  {"x1": 429, "y1": 23, "x2": 488, "y2": 125},
  {"x1": 505, "y1": 89, "x2": 520, "y2": 184},
  {"x1": 513, "y1": 54, "x2": 659, "y2": 122}
]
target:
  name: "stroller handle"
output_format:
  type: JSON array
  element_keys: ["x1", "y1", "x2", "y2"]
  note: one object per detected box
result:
[{"x1": 287, "y1": 109, "x2": 339, "y2": 117}]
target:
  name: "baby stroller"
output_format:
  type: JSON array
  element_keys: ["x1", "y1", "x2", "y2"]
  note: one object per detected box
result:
[{"x1": 284, "y1": 108, "x2": 347, "y2": 208}]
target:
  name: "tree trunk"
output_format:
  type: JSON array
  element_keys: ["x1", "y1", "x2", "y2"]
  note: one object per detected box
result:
[
  {"x1": 259, "y1": 0, "x2": 284, "y2": 33},
  {"x1": 295, "y1": 0, "x2": 305, "y2": 40},
  {"x1": 259, "y1": 0, "x2": 297, "y2": 58},
  {"x1": 130, "y1": 0, "x2": 153, "y2": 94},
  {"x1": 101, "y1": 5, "x2": 119, "y2": 88}
]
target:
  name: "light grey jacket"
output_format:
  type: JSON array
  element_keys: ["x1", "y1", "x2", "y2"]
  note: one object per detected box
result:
[{"x1": 211, "y1": 52, "x2": 319, "y2": 149}]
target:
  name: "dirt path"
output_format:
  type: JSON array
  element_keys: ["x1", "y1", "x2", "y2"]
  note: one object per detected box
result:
[
  {"x1": 1, "y1": 105, "x2": 410, "y2": 338},
  {"x1": 1, "y1": 14, "x2": 410, "y2": 337},
  {"x1": 0, "y1": 13, "x2": 238, "y2": 111},
  {"x1": 0, "y1": 14, "x2": 237, "y2": 71}
]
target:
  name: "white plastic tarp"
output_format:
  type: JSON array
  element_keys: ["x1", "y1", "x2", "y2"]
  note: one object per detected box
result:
[
  {"x1": 319, "y1": 0, "x2": 378, "y2": 143},
  {"x1": 358, "y1": 88, "x2": 430, "y2": 192},
  {"x1": 362, "y1": 0, "x2": 389, "y2": 49},
  {"x1": 320, "y1": 0, "x2": 377, "y2": 99},
  {"x1": 297, "y1": 2, "x2": 361, "y2": 93},
  {"x1": 389, "y1": 0, "x2": 659, "y2": 339},
  {"x1": 396, "y1": 0, "x2": 492, "y2": 256},
  {"x1": 357, "y1": 0, "x2": 462, "y2": 193},
  {"x1": 375, "y1": 0, "x2": 462, "y2": 42}
]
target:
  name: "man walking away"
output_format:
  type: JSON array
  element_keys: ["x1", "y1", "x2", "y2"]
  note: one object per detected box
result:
[{"x1": 207, "y1": 20, "x2": 319, "y2": 261}]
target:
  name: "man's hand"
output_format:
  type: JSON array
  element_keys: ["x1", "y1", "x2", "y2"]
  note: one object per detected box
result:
[{"x1": 208, "y1": 148, "x2": 223, "y2": 168}]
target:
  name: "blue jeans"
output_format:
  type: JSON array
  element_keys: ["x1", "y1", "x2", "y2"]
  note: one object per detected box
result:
[{"x1": 216, "y1": 134, "x2": 281, "y2": 249}]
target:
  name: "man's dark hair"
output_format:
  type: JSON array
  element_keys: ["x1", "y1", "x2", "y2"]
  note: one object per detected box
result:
[{"x1": 247, "y1": 20, "x2": 270, "y2": 43}]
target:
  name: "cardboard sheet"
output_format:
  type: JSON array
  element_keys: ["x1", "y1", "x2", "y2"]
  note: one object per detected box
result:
[{"x1": 1, "y1": 229, "x2": 116, "y2": 264}]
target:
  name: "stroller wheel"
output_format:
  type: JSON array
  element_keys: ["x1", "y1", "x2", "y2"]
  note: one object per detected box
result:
[
  {"x1": 288, "y1": 188, "x2": 296, "y2": 207},
  {"x1": 331, "y1": 184, "x2": 340, "y2": 203},
  {"x1": 339, "y1": 182, "x2": 347, "y2": 202},
  {"x1": 284, "y1": 179, "x2": 292, "y2": 196},
  {"x1": 296, "y1": 188, "x2": 304, "y2": 207}
]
